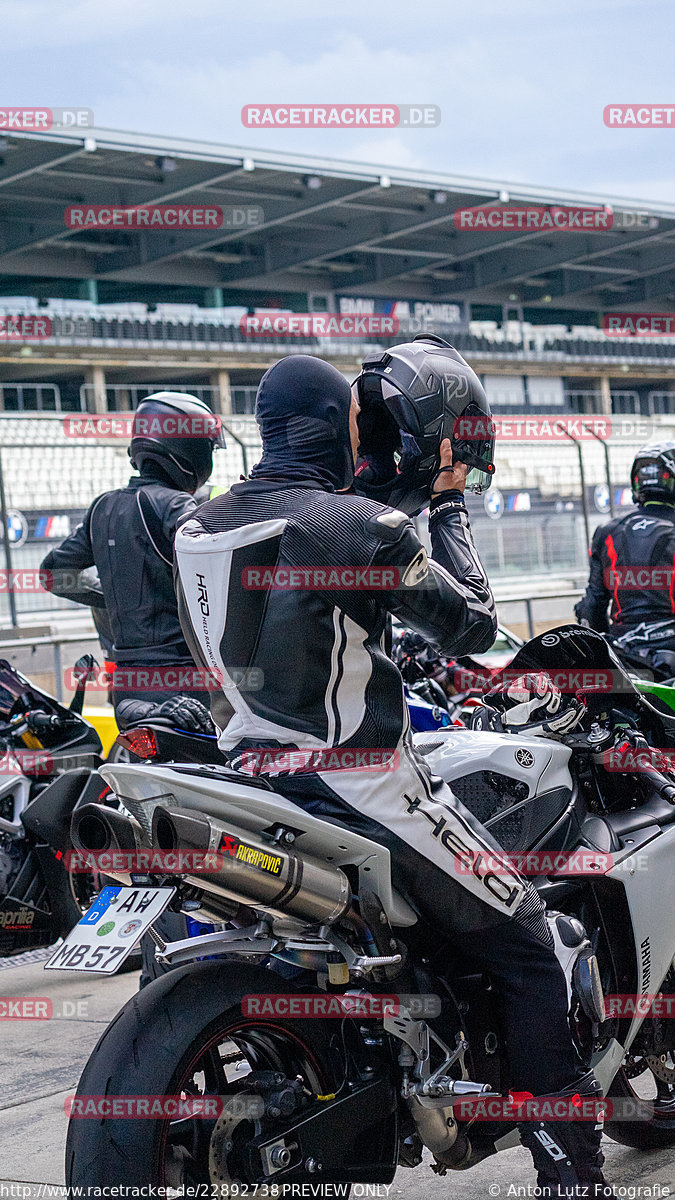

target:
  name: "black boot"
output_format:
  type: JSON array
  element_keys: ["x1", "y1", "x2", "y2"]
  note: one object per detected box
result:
[{"x1": 519, "y1": 1070, "x2": 620, "y2": 1200}]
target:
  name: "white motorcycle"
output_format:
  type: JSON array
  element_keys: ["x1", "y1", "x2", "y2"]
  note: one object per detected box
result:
[{"x1": 56, "y1": 625, "x2": 675, "y2": 1189}]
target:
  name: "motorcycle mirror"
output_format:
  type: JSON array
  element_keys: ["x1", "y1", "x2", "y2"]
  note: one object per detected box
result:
[{"x1": 68, "y1": 654, "x2": 100, "y2": 715}]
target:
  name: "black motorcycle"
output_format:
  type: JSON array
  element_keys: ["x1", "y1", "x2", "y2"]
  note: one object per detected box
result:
[{"x1": 0, "y1": 655, "x2": 104, "y2": 957}]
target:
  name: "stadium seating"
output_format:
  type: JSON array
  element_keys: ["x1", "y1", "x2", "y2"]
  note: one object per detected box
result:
[
  {"x1": 1, "y1": 411, "x2": 673, "y2": 512},
  {"x1": 0, "y1": 414, "x2": 260, "y2": 510}
]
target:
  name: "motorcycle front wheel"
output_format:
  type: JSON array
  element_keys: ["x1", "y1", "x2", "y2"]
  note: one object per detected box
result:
[{"x1": 606, "y1": 1051, "x2": 675, "y2": 1149}]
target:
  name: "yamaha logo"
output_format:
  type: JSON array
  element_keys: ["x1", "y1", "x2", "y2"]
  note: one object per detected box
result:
[{"x1": 515, "y1": 748, "x2": 535, "y2": 768}]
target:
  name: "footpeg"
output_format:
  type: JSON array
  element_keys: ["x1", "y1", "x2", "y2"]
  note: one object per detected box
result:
[{"x1": 420, "y1": 1078, "x2": 497, "y2": 1100}]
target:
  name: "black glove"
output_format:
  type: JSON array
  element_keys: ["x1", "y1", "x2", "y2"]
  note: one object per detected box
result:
[
  {"x1": 150, "y1": 696, "x2": 215, "y2": 734},
  {"x1": 115, "y1": 695, "x2": 215, "y2": 734}
]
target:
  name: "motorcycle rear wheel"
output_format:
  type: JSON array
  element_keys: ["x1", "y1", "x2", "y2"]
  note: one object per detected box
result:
[{"x1": 66, "y1": 960, "x2": 355, "y2": 1189}]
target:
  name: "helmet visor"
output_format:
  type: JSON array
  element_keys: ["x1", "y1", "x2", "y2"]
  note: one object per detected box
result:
[
  {"x1": 356, "y1": 374, "x2": 422, "y2": 437},
  {"x1": 451, "y1": 403, "x2": 495, "y2": 493},
  {"x1": 463, "y1": 464, "x2": 493, "y2": 494},
  {"x1": 210, "y1": 416, "x2": 227, "y2": 450}
]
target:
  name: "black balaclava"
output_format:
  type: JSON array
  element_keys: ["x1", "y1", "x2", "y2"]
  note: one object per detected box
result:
[
  {"x1": 249, "y1": 355, "x2": 353, "y2": 491},
  {"x1": 138, "y1": 459, "x2": 177, "y2": 488}
]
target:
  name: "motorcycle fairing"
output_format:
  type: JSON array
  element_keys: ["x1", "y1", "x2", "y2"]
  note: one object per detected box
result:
[
  {"x1": 100, "y1": 761, "x2": 418, "y2": 927},
  {"x1": 604, "y1": 822, "x2": 675, "y2": 1051},
  {"x1": 0, "y1": 770, "x2": 31, "y2": 835}
]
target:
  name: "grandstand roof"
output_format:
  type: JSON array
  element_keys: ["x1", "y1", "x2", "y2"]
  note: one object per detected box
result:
[{"x1": 2, "y1": 126, "x2": 675, "y2": 317}]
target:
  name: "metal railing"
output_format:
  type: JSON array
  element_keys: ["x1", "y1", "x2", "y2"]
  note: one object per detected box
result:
[
  {"x1": 0, "y1": 589, "x2": 590, "y2": 693},
  {"x1": 3, "y1": 307, "x2": 675, "y2": 363},
  {"x1": 0, "y1": 629, "x2": 99, "y2": 701},
  {"x1": 0, "y1": 383, "x2": 63, "y2": 412},
  {"x1": 494, "y1": 588, "x2": 584, "y2": 640}
]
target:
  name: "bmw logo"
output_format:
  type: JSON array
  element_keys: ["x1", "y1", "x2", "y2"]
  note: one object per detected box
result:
[
  {"x1": 484, "y1": 488, "x2": 504, "y2": 520},
  {"x1": 4, "y1": 510, "x2": 28, "y2": 548},
  {"x1": 594, "y1": 485, "x2": 610, "y2": 514}
]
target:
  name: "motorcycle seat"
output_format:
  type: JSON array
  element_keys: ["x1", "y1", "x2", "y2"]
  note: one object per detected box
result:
[{"x1": 167, "y1": 763, "x2": 276, "y2": 791}]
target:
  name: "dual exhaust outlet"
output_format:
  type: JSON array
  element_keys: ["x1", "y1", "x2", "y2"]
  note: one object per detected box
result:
[{"x1": 71, "y1": 801, "x2": 352, "y2": 925}]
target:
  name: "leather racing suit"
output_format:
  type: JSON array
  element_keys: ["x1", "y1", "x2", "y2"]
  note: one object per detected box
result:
[
  {"x1": 40, "y1": 468, "x2": 210, "y2": 724},
  {"x1": 173, "y1": 352, "x2": 611, "y2": 1191},
  {"x1": 575, "y1": 502, "x2": 675, "y2": 674}
]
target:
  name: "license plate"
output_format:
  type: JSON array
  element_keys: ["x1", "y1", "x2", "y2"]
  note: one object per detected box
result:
[{"x1": 44, "y1": 885, "x2": 176, "y2": 974}]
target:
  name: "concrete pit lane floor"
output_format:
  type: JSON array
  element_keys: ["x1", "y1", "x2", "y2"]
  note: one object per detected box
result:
[{"x1": 0, "y1": 950, "x2": 673, "y2": 1196}]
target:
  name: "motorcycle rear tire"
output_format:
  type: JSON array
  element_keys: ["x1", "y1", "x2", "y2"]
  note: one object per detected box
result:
[{"x1": 65, "y1": 960, "x2": 354, "y2": 1189}]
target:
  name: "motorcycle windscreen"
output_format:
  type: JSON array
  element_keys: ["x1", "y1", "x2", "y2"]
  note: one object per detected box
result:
[
  {"x1": 0, "y1": 658, "x2": 42, "y2": 719},
  {"x1": 507, "y1": 625, "x2": 640, "y2": 706}
]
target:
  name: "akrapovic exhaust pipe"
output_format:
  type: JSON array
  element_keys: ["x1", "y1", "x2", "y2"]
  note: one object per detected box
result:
[
  {"x1": 71, "y1": 803, "x2": 147, "y2": 885},
  {"x1": 152, "y1": 806, "x2": 351, "y2": 925}
]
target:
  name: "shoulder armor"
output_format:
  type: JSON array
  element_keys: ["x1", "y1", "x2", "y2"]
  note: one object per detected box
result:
[{"x1": 365, "y1": 507, "x2": 410, "y2": 542}]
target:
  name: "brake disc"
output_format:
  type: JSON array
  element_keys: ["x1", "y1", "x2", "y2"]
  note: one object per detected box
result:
[
  {"x1": 209, "y1": 1103, "x2": 262, "y2": 1185},
  {"x1": 645, "y1": 1053, "x2": 675, "y2": 1085},
  {"x1": 623, "y1": 1053, "x2": 649, "y2": 1079}
]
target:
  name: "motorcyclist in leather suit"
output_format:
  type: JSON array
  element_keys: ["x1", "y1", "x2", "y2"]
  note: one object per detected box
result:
[
  {"x1": 175, "y1": 341, "x2": 616, "y2": 1197},
  {"x1": 576, "y1": 441, "x2": 675, "y2": 678},
  {"x1": 41, "y1": 391, "x2": 222, "y2": 732}
]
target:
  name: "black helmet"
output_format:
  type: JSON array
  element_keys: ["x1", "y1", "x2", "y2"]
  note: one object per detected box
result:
[
  {"x1": 352, "y1": 335, "x2": 495, "y2": 516},
  {"x1": 630, "y1": 440, "x2": 675, "y2": 506},
  {"x1": 129, "y1": 391, "x2": 225, "y2": 492}
]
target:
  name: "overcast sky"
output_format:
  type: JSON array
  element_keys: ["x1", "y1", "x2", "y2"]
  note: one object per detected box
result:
[{"x1": 2, "y1": 0, "x2": 673, "y2": 204}]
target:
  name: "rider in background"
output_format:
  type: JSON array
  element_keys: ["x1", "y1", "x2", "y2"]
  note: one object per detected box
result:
[
  {"x1": 41, "y1": 391, "x2": 222, "y2": 731},
  {"x1": 575, "y1": 441, "x2": 675, "y2": 676}
]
